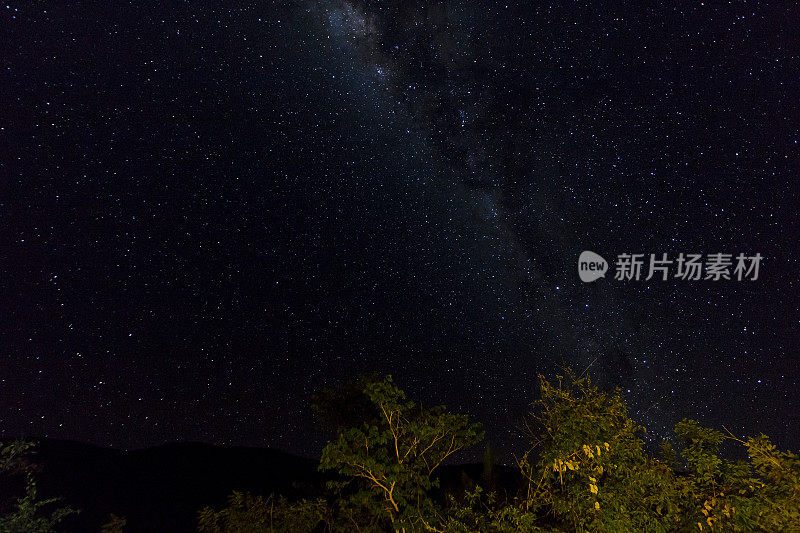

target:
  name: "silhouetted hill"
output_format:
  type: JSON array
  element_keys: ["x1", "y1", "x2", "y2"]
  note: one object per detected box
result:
[
  {"x1": 31, "y1": 439, "x2": 324, "y2": 532},
  {"x1": 24, "y1": 439, "x2": 520, "y2": 532}
]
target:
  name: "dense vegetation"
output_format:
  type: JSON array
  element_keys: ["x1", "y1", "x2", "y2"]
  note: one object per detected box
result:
[
  {"x1": 3, "y1": 373, "x2": 799, "y2": 532},
  {"x1": 198, "y1": 374, "x2": 800, "y2": 532}
]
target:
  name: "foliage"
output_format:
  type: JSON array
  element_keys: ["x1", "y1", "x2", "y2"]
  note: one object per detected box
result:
[
  {"x1": 318, "y1": 375, "x2": 484, "y2": 531},
  {"x1": 311, "y1": 373, "x2": 385, "y2": 433},
  {"x1": 100, "y1": 513, "x2": 127, "y2": 533},
  {"x1": 672, "y1": 419, "x2": 800, "y2": 532},
  {"x1": 195, "y1": 372, "x2": 800, "y2": 532},
  {"x1": 443, "y1": 486, "x2": 545, "y2": 532},
  {"x1": 0, "y1": 441, "x2": 77, "y2": 533},
  {"x1": 518, "y1": 373, "x2": 681, "y2": 532},
  {"x1": 515, "y1": 373, "x2": 800, "y2": 532},
  {"x1": 197, "y1": 492, "x2": 330, "y2": 533}
]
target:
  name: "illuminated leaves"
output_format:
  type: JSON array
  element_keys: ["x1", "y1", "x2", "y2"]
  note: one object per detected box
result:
[
  {"x1": 319, "y1": 375, "x2": 483, "y2": 530},
  {"x1": 515, "y1": 371, "x2": 800, "y2": 532}
]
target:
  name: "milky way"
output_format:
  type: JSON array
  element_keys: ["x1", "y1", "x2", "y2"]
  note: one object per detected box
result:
[{"x1": 3, "y1": 1, "x2": 798, "y2": 458}]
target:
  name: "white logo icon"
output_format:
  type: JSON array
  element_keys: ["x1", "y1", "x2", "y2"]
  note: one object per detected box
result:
[{"x1": 578, "y1": 251, "x2": 608, "y2": 282}]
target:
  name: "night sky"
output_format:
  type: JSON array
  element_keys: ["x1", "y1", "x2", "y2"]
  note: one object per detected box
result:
[{"x1": 3, "y1": 1, "x2": 799, "y2": 458}]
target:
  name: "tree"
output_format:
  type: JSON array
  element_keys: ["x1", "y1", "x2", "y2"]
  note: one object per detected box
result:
[
  {"x1": 673, "y1": 419, "x2": 800, "y2": 531},
  {"x1": 518, "y1": 373, "x2": 681, "y2": 532},
  {"x1": 515, "y1": 372, "x2": 800, "y2": 532},
  {"x1": 319, "y1": 375, "x2": 483, "y2": 532},
  {"x1": 311, "y1": 373, "x2": 385, "y2": 434},
  {"x1": 0, "y1": 440, "x2": 77, "y2": 533}
]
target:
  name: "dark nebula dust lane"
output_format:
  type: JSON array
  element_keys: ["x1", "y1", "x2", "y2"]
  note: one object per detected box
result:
[{"x1": 2, "y1": 1, "x2": 799, "y2": 457}]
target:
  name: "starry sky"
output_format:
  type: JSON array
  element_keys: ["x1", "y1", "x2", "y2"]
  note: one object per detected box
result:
[{"x1": 3, "y1": 1, "x2": 799, "y2": 457}]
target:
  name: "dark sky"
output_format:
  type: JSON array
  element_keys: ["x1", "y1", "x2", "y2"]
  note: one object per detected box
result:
[{"x1": 2, "y1": 1, "x2": 799, "y2": 458}]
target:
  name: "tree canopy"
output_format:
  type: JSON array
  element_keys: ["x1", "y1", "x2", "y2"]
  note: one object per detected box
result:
[{"x1": 201, "y1": 372, "x2": 800, "y2": 532}]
